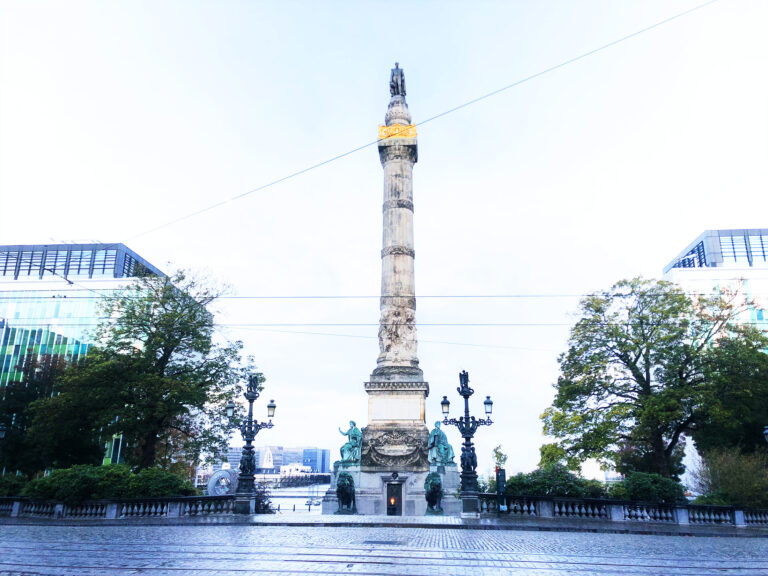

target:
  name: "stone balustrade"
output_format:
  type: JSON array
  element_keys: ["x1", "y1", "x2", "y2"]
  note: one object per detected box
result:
[
  {"x1": 478, "y1": 493, "x2": 768, "y2": 529},
  {"x1": 0, "y1": 495, "x2": 235, "y2": 520}
]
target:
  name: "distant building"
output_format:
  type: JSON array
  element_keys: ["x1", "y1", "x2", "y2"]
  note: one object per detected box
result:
[
  {"x1": 663, "y1": 229, "x2": 768, "y2": 330},
  {"x1": 280, "y1": 463, "x2": 311, "y2": 476},
  {"x1": 302, "y1": 447, "x2": 331, "y2": 473},
  {"x1": 212, "y1": 445, "x2": 331, "y2": 475},
  {"x1": 0, "y1": 243, "x2": 163, "y2": 465}
]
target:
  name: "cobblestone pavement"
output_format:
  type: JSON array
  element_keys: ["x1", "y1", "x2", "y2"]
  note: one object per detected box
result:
[{"x1": 1, "y1": 524, "x2": 767, "y2": 575}]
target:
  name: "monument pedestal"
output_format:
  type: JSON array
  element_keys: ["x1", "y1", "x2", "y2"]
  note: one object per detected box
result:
[{"x1": 322, "y1": 463, "x2": 461, "y2": 516}]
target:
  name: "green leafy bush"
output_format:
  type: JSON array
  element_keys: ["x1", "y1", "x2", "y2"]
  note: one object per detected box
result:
[
  {"x1": 22, "y1": 465, "x2": 194, "y2": 505},
  {"x1": 0, "y1": 474, "x2": 28, "y2": 497},
  {"x1": 692, "y1": 492, "x2": 730, "y2": 506},
  {"x1": 621, "y1": 472, "x2": 686, "y2": 504},
  {"x1": 126, "y1": 467, "x2": 195, "y2": 498},
  {"x1": 582, "y1": 479, "x2": 608, "y2": 499},
  {"x1": 606, "y1": 481, "x2": 628, "y2": 500},
  {"x1": 504, "y1": 465, "x2": 608, "y2": 499}
]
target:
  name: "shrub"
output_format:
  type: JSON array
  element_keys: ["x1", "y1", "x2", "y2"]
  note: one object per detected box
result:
[
  {"x1": 692, "y1": 449, "x2": 768, "y2": 508},
  {"x1": 0, "y1": 474, "x2": 28, "y2": 497},
  {"x1": 526, "y1": 465, "x2": 586, "y2": 497},
  {"x1": 504, "y1": 464, "x2": 607, "y2": 498},
  {"x1": 622, "y1": 472, "x2": 686, "y2": 504},
  {"x1": 22, "y1": 465, "x2": 194, "y2": 505},
  {"x1": 692, "y1": 492, "x2": 730, "y2": 506},
  {"x1": 606, "y1": 481, "x2": 628, "y2": 500},
  {"x1": 125, "y1": 467, "x2": 194, "y2": 498},
  {"x1": 503, "y1": 472, "x2": 533, "y2": 496},
  {"x1": 582, "y1": 479, "x2": 608, "y2": 499}
]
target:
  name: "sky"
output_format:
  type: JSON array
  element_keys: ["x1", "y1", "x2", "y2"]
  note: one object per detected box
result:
[{"x1": 1, "y1": 0, "x2": 767, "y2": 477}]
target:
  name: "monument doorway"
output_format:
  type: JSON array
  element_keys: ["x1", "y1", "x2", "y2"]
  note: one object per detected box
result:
[{"x1": 386, "y1": 483, "x2": 402, "y2": 516}]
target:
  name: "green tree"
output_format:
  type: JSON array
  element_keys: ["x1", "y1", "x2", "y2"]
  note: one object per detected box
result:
[
  {"x1": 28, "y1": 271, "x2": 255, "y2": 470},
  {"x1": 0, "y1": 354, "x2": 97, "y2": 474},
  {"x1": 692, "y1": 337, "x2": 768, "y2": 455},
  {"x1": 541, "y1": 278, "x2": 764, "y2": 479},
  {"x1": 492, "y1": 445, "x2": 508, "y2": 468},
  {"x1": 538, "y1": 443, "x2": 579, "y2": 471},
  {"x1": 691, "y1": 449, "x2": 768, "y2": 508}
]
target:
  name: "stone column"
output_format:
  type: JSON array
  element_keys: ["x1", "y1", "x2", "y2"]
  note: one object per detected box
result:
[
  {"x1": 360, "y1": 65, "x2": 429, "y2": 474},
  {"x1": 373, "y1": 94, "x2": 421, "y2": 380}
]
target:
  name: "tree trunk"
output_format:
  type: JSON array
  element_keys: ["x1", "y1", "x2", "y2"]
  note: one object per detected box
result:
[{"x1": 140, "y1": 429, "x2": 159, "y2": 469}]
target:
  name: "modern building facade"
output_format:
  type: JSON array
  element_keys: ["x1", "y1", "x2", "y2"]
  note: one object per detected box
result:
[
  {"x1": 0, "y1": 243, "x2": 163, "y2": 387},
  {"x1": 0, "y1": 243, "x2": 163, "y2": 464},
  {"x1": 302, "y1": 447, "x2": 331, "y2": 473},
  {"x1": 663, "y1": 229, "x2": 768, "y2": 330}
]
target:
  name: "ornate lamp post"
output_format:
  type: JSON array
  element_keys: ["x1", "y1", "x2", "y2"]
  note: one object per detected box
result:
[
  {"x1": 441, "y1": 370, "x2": 493, "y2": 516},
  {"x1": 227, "y1": 375, "x2": 275, "y2": 514}
]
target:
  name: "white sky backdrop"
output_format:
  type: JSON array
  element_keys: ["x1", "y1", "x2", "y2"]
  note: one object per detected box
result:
[{"x1": 1, "y1": 0, "x2": 766, "y2": 477}]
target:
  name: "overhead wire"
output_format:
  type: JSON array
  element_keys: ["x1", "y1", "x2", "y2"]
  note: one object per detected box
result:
[{"x1": 126, "y1": 0, "x2": 720, "y2": 241}]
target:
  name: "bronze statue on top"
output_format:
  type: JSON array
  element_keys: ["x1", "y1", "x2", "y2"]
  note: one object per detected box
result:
[{"x1": 390, "y1": 62, "x2": 406, "y2": 97}]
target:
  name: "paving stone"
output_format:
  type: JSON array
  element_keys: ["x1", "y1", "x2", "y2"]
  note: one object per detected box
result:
[{"x1": 1, "y1": 524, "x2": 767, "y2": 575}]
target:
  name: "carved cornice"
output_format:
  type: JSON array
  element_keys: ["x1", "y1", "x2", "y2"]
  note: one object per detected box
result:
[
  {"x1": 381, "y1": 245, "x2": 415, "y2": 258},
  {"x1": 383, "y1": 199, "x2": 414, "y2": 212},
  {"x1": 365, "y1": 381, "x2": 429, "y2": 393}
]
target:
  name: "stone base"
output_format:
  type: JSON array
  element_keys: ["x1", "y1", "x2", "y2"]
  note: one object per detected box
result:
[
  {"x1": 322, "y1": 463, "x2": 461, "y2": 516},
  {"x1": 234, "y1": 497, "x2": 254, "y2": 515}
]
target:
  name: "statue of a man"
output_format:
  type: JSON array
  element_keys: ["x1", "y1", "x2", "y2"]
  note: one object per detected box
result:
[
  {"x1": 339, "y1": 421, "x2": 362, "y2": 463},
  {"x1": 428, "y1": 421, "x2": 455, "y2": 465},
  {"x1": 390, "y1": 62, "x2": 406, "y2": 97}
]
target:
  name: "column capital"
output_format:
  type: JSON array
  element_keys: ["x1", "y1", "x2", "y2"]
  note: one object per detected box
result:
[{"x1": 378, "y1": 139, "x2": 418, "y2": 165}]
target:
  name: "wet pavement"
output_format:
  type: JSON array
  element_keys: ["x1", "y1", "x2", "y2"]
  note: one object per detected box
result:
[{"x1": 1, "y1": 523, "x2": 768, "y2": 575}]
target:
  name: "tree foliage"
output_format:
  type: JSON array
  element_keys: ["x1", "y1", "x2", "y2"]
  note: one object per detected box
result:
[
  {"x1": 692, "y1": 338, "x2": 768, "y2": 455},
  {"x1": 691, "y1": 449, "x2": 768, "y2": 508},
  {"x1": 27, "y1": 271, "x2": 257, "y2": 470},
  {"x1": 541, "y1": 278, "x2": 765, "y2": 478},
  {"x1": 504, "y1": 464, "x2": 605, "y2": 498},
  {"x1": 0, "y1": 354, "x2": 102, "y2": 474},
  {"x1": 492, "y1": 445, "x2": 508, "y2": 468}
]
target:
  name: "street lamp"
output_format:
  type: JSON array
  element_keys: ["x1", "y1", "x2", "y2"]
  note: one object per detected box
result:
[
  {"x1": 229, "y1": 375, "x2": 275, "y2": 514},
  {"x1": 441, "y1": 370, "x2": 493, "y2": 516}
]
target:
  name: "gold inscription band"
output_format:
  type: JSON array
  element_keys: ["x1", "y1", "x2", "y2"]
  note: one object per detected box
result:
[{"x1": 378, "y1": 124, "x2": 417, "y2": 139}]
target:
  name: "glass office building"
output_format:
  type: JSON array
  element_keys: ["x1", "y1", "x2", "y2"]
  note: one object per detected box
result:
[
  {"x1": 663, "y1": 229, "x2": 768, "y2": 332},
  {"x1": 0, "y1": 243, "x2": 163, "y2": 387}
]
